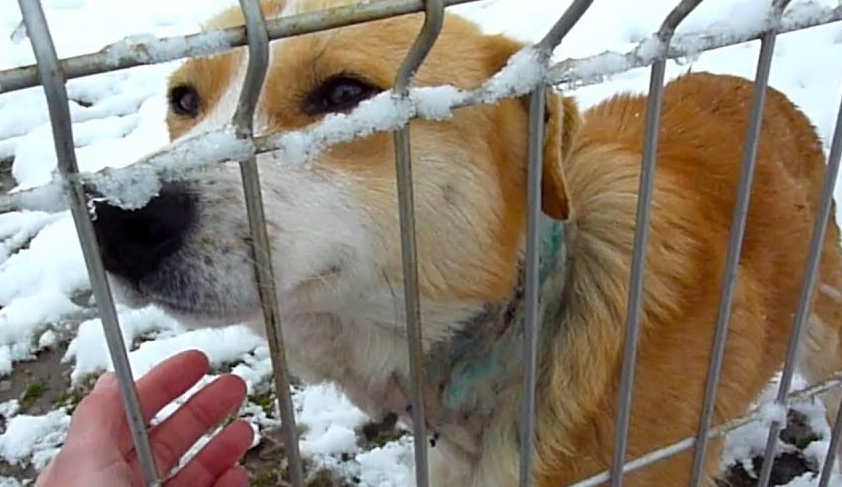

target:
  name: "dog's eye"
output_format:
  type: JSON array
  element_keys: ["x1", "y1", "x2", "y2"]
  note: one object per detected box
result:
[
  {"x1": 168, "y1": 84, "x2": 201, "y2": 117},
  {"x1": 307, "y1": 76, "x2": 378, "y2": 114}
]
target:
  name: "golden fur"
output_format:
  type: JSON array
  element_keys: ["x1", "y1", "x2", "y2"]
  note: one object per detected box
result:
[{"x1": 154, "y1": 1, "x2": 842, "y2": 485}]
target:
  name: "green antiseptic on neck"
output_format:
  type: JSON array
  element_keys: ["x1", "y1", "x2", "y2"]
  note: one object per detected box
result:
[
  {"x1": 539, "y1": 217, "x2": 563, "y2": 284},
  {"x1": 435, "y1": 216, "x2": 565, "y2": 411}
]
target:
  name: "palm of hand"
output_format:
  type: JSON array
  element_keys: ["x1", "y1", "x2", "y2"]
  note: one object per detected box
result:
[{"x1": 35, "y1": 350, "x2": 254, "y2": 487}]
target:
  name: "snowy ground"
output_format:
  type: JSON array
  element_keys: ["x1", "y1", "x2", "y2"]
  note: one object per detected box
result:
[{"x1": 1, "y1": 0, "x2": 842, "y2": 486}]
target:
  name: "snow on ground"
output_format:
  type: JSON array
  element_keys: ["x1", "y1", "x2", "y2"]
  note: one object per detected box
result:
[{"x1": 1, "y1": 0, "x2": 842, "y2": 486}]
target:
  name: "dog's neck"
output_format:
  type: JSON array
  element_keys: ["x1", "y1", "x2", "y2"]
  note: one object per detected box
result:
[
  {"x1": 394, "y1": 216, "x2": 570, "y2": 458},
  {"x1": 429, "y1": 216, "x2": 566, "y2": 401}
]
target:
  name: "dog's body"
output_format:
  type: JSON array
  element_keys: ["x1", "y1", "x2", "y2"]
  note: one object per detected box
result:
[{"x1": 89, "y1": 1, "x2": 842, "y2": 486}]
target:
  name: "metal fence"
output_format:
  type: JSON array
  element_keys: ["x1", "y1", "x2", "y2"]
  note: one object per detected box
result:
[{"x1": 2, "y1": 0, "x2": 842, "y2": 486}]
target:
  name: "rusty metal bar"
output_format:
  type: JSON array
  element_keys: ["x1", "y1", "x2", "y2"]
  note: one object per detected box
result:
[
  {"x1": 15, "y1": 0, "x2": 161, "y2": 486},
  {"x1": 229, "y1": 1, "x2": 305, "y2": 486}
]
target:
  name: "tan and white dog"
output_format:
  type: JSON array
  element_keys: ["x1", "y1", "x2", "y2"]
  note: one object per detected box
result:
[{"x1": 90, "y1": 1, "x2": 842, "y2": 486}]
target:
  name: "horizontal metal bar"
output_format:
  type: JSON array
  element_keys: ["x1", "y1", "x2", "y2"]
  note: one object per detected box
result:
[
  {"x1": 565, "y1": 371, "x2": 842, "y2": 487},
  {"x1": 3, "y1": 3, "x2": 839, "y2": 215},
  {"x1": 1, "y1": 0, "x2": 836, "y2": 100},
  {"x1": 15, "y1": 0, "x2": 161, "y2": 486},
  {"x1": 0, "y1": 0, "x2": 482, "y2": 94},
  {"x1": 549, "y1": 2, "x2": 842, "y2": 89}
]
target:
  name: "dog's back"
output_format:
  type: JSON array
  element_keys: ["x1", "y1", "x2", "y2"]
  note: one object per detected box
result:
[{"x1": 535, "y1": 72, "x2": 842, "y2": 486}]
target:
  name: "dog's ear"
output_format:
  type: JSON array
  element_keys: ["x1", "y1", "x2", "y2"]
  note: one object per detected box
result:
[
  {"x1": 484, "y1": 35, "x2": 580, "y2": 221},
  {"x1": 540, "y1": 91, "x2": 580, "y2": 221}
]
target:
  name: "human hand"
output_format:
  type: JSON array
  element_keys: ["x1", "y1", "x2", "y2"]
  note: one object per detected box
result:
[{"x1": 35, "y1": 349, "x2": 254, "y2": 487}]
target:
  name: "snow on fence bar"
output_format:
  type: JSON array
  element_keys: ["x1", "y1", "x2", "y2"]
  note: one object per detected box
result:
[
  {"x1": 4, "y1": 0, "x2": 842, "y2": 487},
  {"x1": 5, "y1": 1, "x2": 842, "y2": 213}
]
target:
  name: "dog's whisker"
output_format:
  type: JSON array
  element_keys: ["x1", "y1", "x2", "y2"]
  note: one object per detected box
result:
[
  {"x1": 820, "y1": 283, "x2": 842, "y2": 303},
  {"x1": 809, "y1": 313, "x2": 830, "y2": 330},
  {"x1": 382, "y1": 269, "x2": 404, "y2": 340}
]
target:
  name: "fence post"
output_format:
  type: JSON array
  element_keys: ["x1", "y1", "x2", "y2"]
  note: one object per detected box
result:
[
  {"x1": 687, "y1": 1, "x2": 792, "y2": 484},
  {"x1": 15, "y1": 0, "x2": 161, "y2": 485},
  {"x1": 229, "y1": 1, "x2": 307, "y2": 486},
  {"x1": 391, "y1": 2, "x2": 446, "y2": 486},
  {"x1": 608, "y1": 2, "x2": 705, "y2": 485}
]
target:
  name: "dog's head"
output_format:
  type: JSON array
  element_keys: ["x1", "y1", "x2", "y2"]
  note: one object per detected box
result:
[{"x1": 92, "y1": 0, "x2": 579, "y2": 338}]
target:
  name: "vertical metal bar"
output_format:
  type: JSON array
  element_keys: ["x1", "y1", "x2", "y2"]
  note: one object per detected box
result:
[
  {"x1": 757, "y1": 80, "x2": 842, "y2": 487},
  {"x1": 514, "y1": 4, "x2": 595, "y2": 486},
  {"x1": 608, "y1": 3, "x2": 703, "y2": 485},
  {"x1": 608, "y1": 59, "x2": 667, "y2": 487},
  {"x1": 519, "y1": 84, "x2": 547, "y2": 487},
  {"x1": 231, "y1": 0, "x2": 269, "y2": 133},
  {"x1": 565, "y1": 372, "x2": 842, "y2": 487},
  {"x1": 16, "y1": 1, "x2": 161, "y2": 486},
  {"x1": 819, "y1": 391, "x2": 842, "y2": 487},
  {"x1": 533, "y1": 0, "x2": 594, "y2": 52},
  {"x1": 816, "y1": 97, "x2": 842, "y2": 487},
  {"x1": 391, "y1": 2, "x2": 444, "y2": 487},
  {"x1": 656, "y1": 0, "x2": 706, "y2": 40},
  {"x1": 687, "y1": 16, "x2": 784, "y2": 487},
  {"x1": 230, "y1": 1, "x2": 305, "y2": 486}
]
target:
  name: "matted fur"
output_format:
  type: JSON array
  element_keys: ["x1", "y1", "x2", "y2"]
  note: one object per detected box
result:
[{"x1": 94, "y1": 1, "x2": 842, "y2": 486}]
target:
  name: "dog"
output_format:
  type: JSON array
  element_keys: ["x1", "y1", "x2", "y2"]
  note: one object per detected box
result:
[{"x1": 89, "y1": 1, "x2": 842, "y2": 485}]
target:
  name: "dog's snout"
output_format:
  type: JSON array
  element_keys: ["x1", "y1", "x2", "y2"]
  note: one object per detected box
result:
[{"x1": 92, "y1": 181, "x2": 195, "y2": 283}]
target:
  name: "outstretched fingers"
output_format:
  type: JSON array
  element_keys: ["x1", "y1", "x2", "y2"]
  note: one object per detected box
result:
[
  {"x1": 126, "y1": 373, "x2": 249, "y2": 479},
  {"x1": 117, "y1": 349, "x2": 212, "y2": 455},
  {"x1": 165, "y1": 420, "x2": 255, "y2": 487}
]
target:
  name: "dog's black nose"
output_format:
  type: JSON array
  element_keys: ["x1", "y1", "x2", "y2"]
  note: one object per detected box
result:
[{"x1": 91, "y1": 182, "x2": 195, "y2": 283}]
